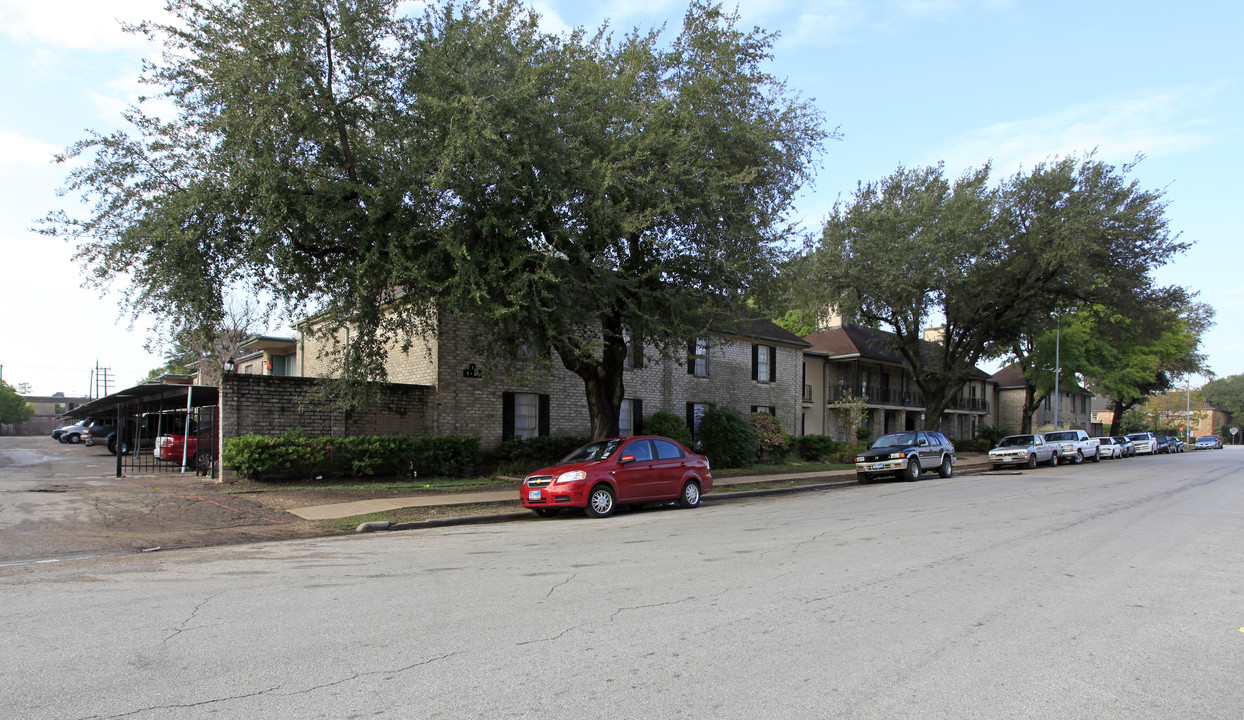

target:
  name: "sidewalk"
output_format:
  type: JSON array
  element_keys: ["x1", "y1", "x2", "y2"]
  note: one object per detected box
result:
[{"x1": 289, "y1": 454, "x2": 993, "y2": 521}]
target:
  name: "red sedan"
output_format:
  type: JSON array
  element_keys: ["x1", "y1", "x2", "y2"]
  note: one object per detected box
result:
[{"x1": 521, "y1": 436, "x2": 712, "y2": 519}]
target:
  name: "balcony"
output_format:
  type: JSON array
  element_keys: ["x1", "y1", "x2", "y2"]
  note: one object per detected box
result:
[{"x1": 827, "y1": 385, "x2": 924, "y2": 408}]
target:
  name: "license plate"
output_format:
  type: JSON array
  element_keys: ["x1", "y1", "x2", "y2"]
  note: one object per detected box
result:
[
  {"x1": 528, "y1": 490, "x2": 542, "y2": 501},
  {"x1": 870, "y1": 463, "x2": 885, "y2": 470}
]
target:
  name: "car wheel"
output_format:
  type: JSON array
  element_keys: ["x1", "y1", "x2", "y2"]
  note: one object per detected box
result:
[
  {"x1": 1091, "y1": 448, "x2": 1101, "y2": 463},
  {"x1": 584, "y1": 484, "x2": 616, "y2": 518},
  {"x1": 194, "y1": 450, "x2": 213, "y2": 472},
  {"x1": 678, "y1": 480, "x2": 701, "y2": 508},
  {"x1": 856, "y1": 472, "x2": 870, "y2": 484},
  {"x1": 1072, "y1": 450, "x2": 1083, "y2": 464},
  {"x1": 66, "y1": 433, "x2": 81, "y2": 444},
  {"x1": 937, "y1": 455, "x2": 953, "y2": 478},
  {"x1": 1047, "y1": 451, "x2": 1059, "y2": 467},
  {"x1": 1025, "y1": 453, "x2": 1037, "y2": 469},
  {"x1": 533, "y1": 508, "x2": 559, "y2": 518},
  {"x1": 904, "y1": 458, "x2": 921, "y2": 481},
  {"x1": 107, "y1": 439, "x2": 117, "y2": 455}
]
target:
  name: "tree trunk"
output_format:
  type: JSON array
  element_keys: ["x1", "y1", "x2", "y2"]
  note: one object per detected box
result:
[
  {"x1": 1020, "y1": 384, "x2": 1036, "y2": 434},
  {"x1": 555, "y1": 313, "x2": 629, "y2": 442}
]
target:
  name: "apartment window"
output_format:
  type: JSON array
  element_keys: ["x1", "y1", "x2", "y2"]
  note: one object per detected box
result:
[
  {"x1": 622, "y1": 331, "x2": 644, "y2": 369},
  {"x1": 751, "y1": 405, "x2": 775, "y2": 415},
  {"x1": 502, "y1": 392, "x2": 550, "y2": 440},
  {"x1": 619, "y1": 398, "x2": 644, "y2": 437},
  {"x1": 752, "y1": 344, "x2": 777, "y2": 383},
  {"x1": 688, "y1": 338, "x2": 709, "y2": 377},
  {"x1": 686, "y1": 402, "x2": 711, "y2": 440}
]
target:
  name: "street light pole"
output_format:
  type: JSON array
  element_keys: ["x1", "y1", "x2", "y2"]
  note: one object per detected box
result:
[{"x1": 1052, "y1": 317, "x2": 1061, "y2": 431}]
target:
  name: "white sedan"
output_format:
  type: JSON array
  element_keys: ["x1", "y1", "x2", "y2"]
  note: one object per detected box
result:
[{"x1": 1094, "y1": 436, "x2": 1124, "y2": 458}]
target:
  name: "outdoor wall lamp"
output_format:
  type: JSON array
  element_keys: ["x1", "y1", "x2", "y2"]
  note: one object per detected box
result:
[{"x1": 224, "y1": 357, "x2": 236, "y2": 374}]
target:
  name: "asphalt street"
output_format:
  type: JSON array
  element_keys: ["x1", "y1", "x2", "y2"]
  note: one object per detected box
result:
[{"x1": 2, "y1": 445, "x2": 1240, "y2": 718}]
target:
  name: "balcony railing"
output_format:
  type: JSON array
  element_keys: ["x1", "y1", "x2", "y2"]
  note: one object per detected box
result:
[
  {"x1": 802, "y1": 384, "x2": 813, "y2": 403},
  {"x1": 825, "y1": 385, "x2": 989, "y2": 414}
]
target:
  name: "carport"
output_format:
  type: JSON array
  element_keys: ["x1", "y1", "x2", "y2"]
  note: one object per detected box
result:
[{"x1": 64, "y1": 383, "x2": 219, "y2": 478}]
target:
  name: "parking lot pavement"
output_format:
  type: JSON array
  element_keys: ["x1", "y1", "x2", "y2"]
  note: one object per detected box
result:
[{"x1": 0, "y1": 436, "x2": 325, "y2": 565}]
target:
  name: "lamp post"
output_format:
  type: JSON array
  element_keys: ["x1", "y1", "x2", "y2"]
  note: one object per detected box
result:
[{"x1": 1052, "y1": 316, "x2": 1061, "y2": 431}]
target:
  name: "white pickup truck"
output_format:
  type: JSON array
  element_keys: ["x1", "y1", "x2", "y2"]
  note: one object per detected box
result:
[{"x1": 1043, "y1": 430, "x2": 1101, "y2": 464}]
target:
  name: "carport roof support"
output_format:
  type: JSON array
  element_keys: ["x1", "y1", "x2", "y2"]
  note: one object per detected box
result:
[{"x1": 64, "y1": 383, "x2": 219, "y2": 419}]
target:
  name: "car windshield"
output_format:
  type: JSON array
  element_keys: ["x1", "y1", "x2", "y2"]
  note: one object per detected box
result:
[
  {"x1": 1126, "y1": 434, "x2": 1148, "y2": 441},
  {"x1": 872, "y1": 432, "x2": 916, "y2": 448},
  {"x1": 997, "y1": 436, "x2": 1035, "y2": 447},
  {"x1": 560, "y1": 439, "x2": 625, "y2": 464},
  {"x1": 1093, "y1": 437, "x2": 1114, "y2": 443},
  {"x1": 1197, "y1": 436, "x2": 1215, "y2": 441},
  {"x1": 1044, "y1": 432, "x2": 1075, "y2": 441}
]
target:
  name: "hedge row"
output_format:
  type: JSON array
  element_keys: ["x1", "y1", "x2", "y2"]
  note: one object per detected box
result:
[{"x1": 223, "y1": 429, "x2": 479, "y2": 481}]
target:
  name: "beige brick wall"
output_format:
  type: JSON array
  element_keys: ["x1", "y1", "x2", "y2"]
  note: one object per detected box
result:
[{"x1": 431, "y1": 318, "x2": 805, "y2": 450}]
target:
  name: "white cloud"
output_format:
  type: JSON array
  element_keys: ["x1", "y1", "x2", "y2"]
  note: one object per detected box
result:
[
  {"x1": 0, "y1": 0, "x2": 165, "y2": 51},
  {"x1": 930, "y1": 85, "x2": 1224, "y2": 177},
  {"x1": 0, "y1": 130, "x2": 60, "y2": 166}
]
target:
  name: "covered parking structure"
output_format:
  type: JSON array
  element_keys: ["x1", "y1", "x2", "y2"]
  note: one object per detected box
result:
[{"x1": 64, "y1": 383, "x2": 219, "y2": 478}]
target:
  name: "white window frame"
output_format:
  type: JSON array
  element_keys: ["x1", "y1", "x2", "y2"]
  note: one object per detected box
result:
[
  {"x1": 513, "y1": 392, "x2": 539, "y2": 440},
  {"x1": 692, "y1": 338, "x2": 709, "y2": 377},
  {"x1": 619, "y1": 399, "x2": 635, "y2": 437}
]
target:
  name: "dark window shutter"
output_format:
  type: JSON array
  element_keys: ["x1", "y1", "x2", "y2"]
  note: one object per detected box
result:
[
  {"x1": 769, "y1": 346, "x2": 778, "y2": 383},
  {"x1": 633, "y1": 335, "x2": 644, "y2": 369},
  {"x1": 687, "y1": 341, "x2": 696, "y2": 375},
  {"x1": 538, "y1": 394, "x2": 550, "y2": 437},
  {"x1": 502, "y1": 392, "x2": 515, "y2": 441},
  {"x1": 633, "y1": 399, "x2": 644, "y2": 435},
  {"x1": 686, "y1": 402, "x2": 694, "y2": 434},
  {"x1": 751, "y1": 344, "x2": 759, "y2": 381},
  {"x1": 750, "y1": 405, "x2": 759, "y2": 414}
]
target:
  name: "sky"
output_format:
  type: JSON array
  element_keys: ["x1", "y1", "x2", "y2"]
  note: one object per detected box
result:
[{"x1": 1, "y1": 0, "x2": 1240, "y2": 397}]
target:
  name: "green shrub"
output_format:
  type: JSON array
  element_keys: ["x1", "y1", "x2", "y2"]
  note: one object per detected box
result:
[
  {"x1": 976, "y1": 424, "x2": 1011, "y2": 449},
  {"x1": 646, "y1": 411, "x2": 692, "y2": 446},
  {"x1": 698, "y1": 406, "x2": 757, "y2": 468},
  {"x1": 796, "y1": 435, "x2": 838, "y2": 461},
  {"x1": 748, "y1": 412, "x2": 789, "y2": 460},
  {"x1": 224, "y1": 430, "x2": 480, "y2": 481},
  {"x1": 855, "y1": 426, "x2": 873, "y2": 442},
  {"x1": 222, "y1": 429, "x2": 324, "y2": 481}
]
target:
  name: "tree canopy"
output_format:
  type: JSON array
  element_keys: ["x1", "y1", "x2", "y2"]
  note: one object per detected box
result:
[
  {"x1": 1199, "y1": 374, "x2": 1244, "y2": 420},
  {"x1": 41, "y1": 0, "x2": 828, "y2": 438},
  {"x1": 0, "y1": 380, "x2": 36, "y2": 426},
  {"x1": 792, "y1": 155, "x2": 1191, "y2": 430}
]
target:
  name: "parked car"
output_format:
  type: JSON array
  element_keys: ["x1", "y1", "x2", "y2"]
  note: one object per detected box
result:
[
  {"x1": 84, "y1": 421, "x2": 118, "y2": 448},
  {"x1": 988, "y1": 434, "x2": 1060, "y2": 469},
  {"x1": 1114, "y1": 436, "x2": 1136, "y2": 457},
  {"x1": 154, "y1": 427, "x2": 211, "y2": 470},
  {"x1": 1169, "y1": 437, "x2": 1185, "y2": 453},
  {"x1": 1195, "y1": 435, "x2": 1222, "y2": 450},
  {"x1": 1043, "y1": 430, "x2": 1101, "y2": 464},
  {"x1": 1126, "y1": 432, "x2": 1158, "y2": 455},
  {"x1": 1094, "y1": 436, "x2": 1123, "y2": 459},
  {"x1": 107, "y1": 414, "x2": 186, "y2": 456},
  {"x1": 520, "y1": 436, "x2": 712, "y2": 519},
  {"x1": 1154, "y1": 436, "x2": 1171, "y2": 454},
  {"x1": 854, "y1": 430, "x2": 956, "y2": 483},
  {"x1": 56, "y1": 421, "x2": 93, "y2": 444}
]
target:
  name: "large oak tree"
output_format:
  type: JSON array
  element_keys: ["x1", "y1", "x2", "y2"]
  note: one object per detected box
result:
[
  {"x1": 794, "y1": 156, "x2": 1190, "y2": 431},
  {"x1": 41, "y1": 0, "x2": 827, "y2": 439}
]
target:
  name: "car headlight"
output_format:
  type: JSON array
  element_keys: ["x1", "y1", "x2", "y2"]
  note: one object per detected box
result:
[
  {"x1": 855, "y1": 456, "x2": 865, "y2": 463},
  {"x1": 555, "y1": 470, "x2": 587, "y2": 484},
  {"x1": 890, "y1": 452, "x2": 906, "y2": 459}
]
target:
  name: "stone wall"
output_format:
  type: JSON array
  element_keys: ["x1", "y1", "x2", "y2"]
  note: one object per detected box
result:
[{"x1": 217, "y1": 374, "x2": 434, "y2": 482}]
